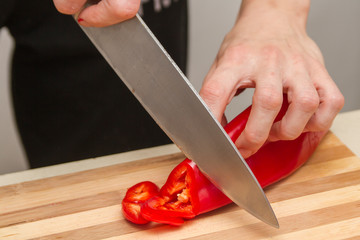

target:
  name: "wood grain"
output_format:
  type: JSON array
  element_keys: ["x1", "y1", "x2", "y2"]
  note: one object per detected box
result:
[{"x1": 0, "y1": 132, "x2": 359, "y2": 240}]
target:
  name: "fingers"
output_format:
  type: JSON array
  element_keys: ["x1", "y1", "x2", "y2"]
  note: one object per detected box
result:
[
  {"x1": 53, "y1": 0, "x2": 87, "y2": 14},
  {"x1": 235, "y1": 48, "x2": 283, "y2": 158},
  {"x1": 200, "y1": 64, "x2": 244, "y2": 123},
  {"x1": 269, "y1": 88, "x2": 319, "y2": 141},
  {"x1": 201, "y1": 45, "x2": 343, "y2": 161},
  {"x1": 200, "y1": 45, "x2": 257, "y2": 123},
  {"x1": 269, "y1": 59, "x2": 344, "y2": 142},
  {"x1": 269, "y1": 62, "x2": 319, "y2": 141},
  {"x1": 304, "y1": 65, "x2": 345, "y2": 132},
  {"x1": 201, "y1": 46, "x2": 285, "y2": 159},
  {"x1": 79, "y1": 0, "x2": 140, "y2": 27},
  {"x1": 199, "y1": 69, "x2": 236, "y2": 128},
  {"x1": 53, "y1": 0, "x2": 140, "y2": 27}
]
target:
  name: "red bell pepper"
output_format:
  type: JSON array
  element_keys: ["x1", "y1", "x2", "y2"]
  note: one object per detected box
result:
[
  {"x1": 122, "y1": 97, "x2": 326, "y2": 225},
  {"x1": 121, "y1": 181, "x2": 159, "y2": 224}
]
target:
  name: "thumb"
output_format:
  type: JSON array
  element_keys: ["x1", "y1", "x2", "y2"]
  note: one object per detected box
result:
[{"x1": 78, "y1": 0, "x2": 140, "y2": 27}]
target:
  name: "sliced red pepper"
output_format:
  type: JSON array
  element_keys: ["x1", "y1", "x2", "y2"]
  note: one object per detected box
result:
[
  {"x1": 121, "y1": 181, "x2": 159, "y2": 224},
  {"x1": 122, "y1": 96, "x2": 326, "y2": 225},
  {"x1": 140, "y1": 158, "x2": 231, "y2": 225}
]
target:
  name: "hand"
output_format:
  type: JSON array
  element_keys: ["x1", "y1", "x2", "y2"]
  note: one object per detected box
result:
[
  {"x1": 53, "y1": 0, "x2": 140, "y2": 27},
  {"x1": 199, "y1": 0, "x2": 344, "y2": 158}
]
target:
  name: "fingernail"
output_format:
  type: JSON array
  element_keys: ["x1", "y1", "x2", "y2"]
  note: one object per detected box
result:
[{"x1": 77, "y1": 18, "x2": 90, "y2": 27}]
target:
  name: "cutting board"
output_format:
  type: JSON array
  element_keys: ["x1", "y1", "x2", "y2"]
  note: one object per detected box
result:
[{"x1": 0, "y1": 132, "x2": 359, "y2": 240}]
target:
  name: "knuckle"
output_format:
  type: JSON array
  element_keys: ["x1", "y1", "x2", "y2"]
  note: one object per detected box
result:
[
  {"x1": 111, "y1": 0, "x2": 140, "y2": 19},
  {"x1": 254, "y1": 90, "x2": 282, "y2": 111},
  {"x1": 242, "y1": 130, "x2": 266, "y2": 147},
  {"x1": 262, "y1": 45, "x2": 281, "y2": 60},
  {"x1": 329, "y1": 93, "x2": 345, "y2": 112},
  {"x1": 220, "y1": 45, "x2": 250, "y2": 65},
  {"x1": 290, "y1": 53, "x2": 306, "y2": 66},
  {"x1": 200, "y1": 82, "x2": 225, "y2": 103},
  {"x1": 296, "y1": 93, "x2": 319, "y2": 113}
]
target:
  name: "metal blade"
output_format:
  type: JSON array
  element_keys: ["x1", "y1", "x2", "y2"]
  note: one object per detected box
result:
[{"x1": 76, "y1": 14, "x2": 279, "y2": 228}]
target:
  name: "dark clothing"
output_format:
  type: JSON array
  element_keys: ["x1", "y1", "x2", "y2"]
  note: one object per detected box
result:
[{"x1": 0, "y1": 0, "x2": 188, "y2": 168}]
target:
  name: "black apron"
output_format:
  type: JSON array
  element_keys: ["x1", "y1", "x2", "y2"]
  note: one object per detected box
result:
[{"x1": 0, "y1": 0, "x2": 188, "y2": 168}]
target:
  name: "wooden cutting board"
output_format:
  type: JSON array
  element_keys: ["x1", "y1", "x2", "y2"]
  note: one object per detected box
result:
[{"x1": 0, "y1": 132, "x2": 359, "y2": 240}]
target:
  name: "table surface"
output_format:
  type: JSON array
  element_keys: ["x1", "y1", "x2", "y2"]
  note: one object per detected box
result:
[
  {"x1": 1, "y1": 131, "x2": 359, "y2": 239},
  {"x1": 1, "y1": 109, "x2": 359, "y2": 186},
  {"x1": 1, "y1": 111, "x2": 360, "y2": 240}
]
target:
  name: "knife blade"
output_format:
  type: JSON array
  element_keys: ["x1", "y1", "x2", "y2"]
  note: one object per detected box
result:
[{"x1": 75, "y1": 11, "x2": 279, "y2": 228}]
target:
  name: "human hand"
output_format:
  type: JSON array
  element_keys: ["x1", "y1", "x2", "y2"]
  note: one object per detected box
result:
[
  {"x1": 199, "y1": 0, "x2": 344, "y2": 158},
  {"x1": 53, "y1": 0, "x2": 140, "y2": 27}
]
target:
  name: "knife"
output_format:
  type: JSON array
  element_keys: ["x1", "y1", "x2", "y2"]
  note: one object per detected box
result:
[{"x1": 74, "y1": 5, "x2": 279, "y2": 228}]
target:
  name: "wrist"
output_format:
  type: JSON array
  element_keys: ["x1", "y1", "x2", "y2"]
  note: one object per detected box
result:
[{"x1": 237, "y1": 0, "x2": 310, "y2": 36}]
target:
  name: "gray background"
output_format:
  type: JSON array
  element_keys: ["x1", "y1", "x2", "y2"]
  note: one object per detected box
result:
[{"x1": 1, "y1": 0, "x2": 359, "y2": 174}]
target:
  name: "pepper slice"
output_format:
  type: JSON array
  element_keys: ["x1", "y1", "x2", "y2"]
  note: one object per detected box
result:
[
  {"x1": 140, "y1": 158, "x2": 231, "y2": 226},
  {"x1": 122, "y1": 97, "x2": 326, "y2": 225},
  {"x1": 121, "y1": 181, "x2": 159, "y2": 224}
]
